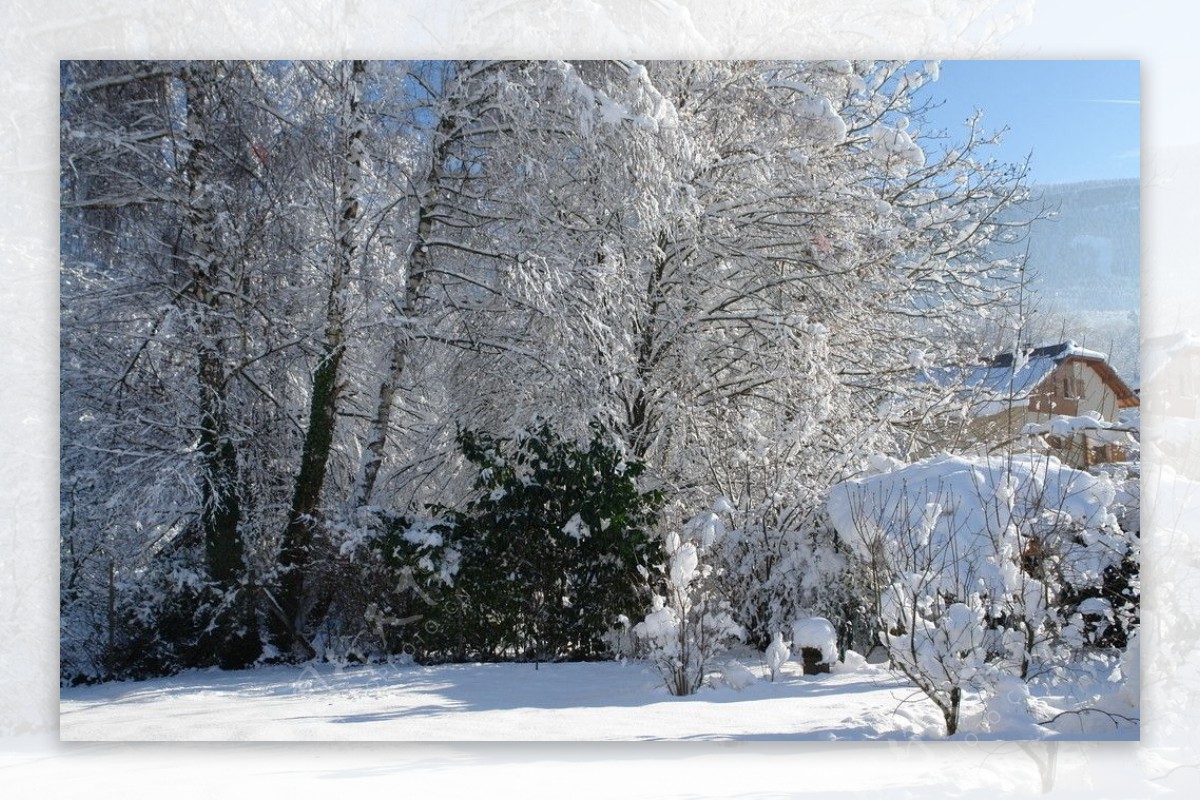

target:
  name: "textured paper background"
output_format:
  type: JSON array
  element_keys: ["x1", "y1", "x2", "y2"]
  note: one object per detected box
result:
[{"x1": 4, "y1": 1, "x2": 1197, "y2": 796}]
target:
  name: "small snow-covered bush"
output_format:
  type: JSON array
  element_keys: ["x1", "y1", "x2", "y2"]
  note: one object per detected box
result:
[
  {"x1": 635, "y1": 504, "x2": 744, "y2": 695},
  {"x1": 698, "y1": 409, "x2": 867, "y2": 653},
  {"x1": 793, "y1": 616, "x2": 838, "y2": 674},
  {"x1": 978, "y1": 673, "x2": 1043, "y2": 738},
  {"x1": 717, "y1": 659, "x2": 757, "y2": 690},
  {"x1": 827, "y1": 452, "x2": 1137, "y2": 735},
  {"x1": 832, "y1": 648, "x2": 868, "y2": 674},
  {"x1": 764, "y1": 631, "x2": 791, "y2": 681}
]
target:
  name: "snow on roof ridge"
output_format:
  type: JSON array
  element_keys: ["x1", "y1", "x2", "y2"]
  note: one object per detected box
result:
[
  {"x1": 1062, "y1": 340, "x2": 1109, "y2": 361},
  {"x1": 991, "y1": 341, "x2": 1108, "y2": 367}
]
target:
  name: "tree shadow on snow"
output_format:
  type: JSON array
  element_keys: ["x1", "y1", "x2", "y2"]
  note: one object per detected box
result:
[{"x1": 316, "y1": 663, "x2": 902, "y2": 724}]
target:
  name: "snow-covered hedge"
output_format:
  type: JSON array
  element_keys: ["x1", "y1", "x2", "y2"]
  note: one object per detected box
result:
[{"x1": 826, "y1": 452, "x2": 1137, "y2": 735}]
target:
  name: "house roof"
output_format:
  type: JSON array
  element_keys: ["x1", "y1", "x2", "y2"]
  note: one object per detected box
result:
[
  {"x1": 923, "y1": 341, "x2": 1138, "y2": 415},
  {"x1": 988, "y1": 341, "x2": 1108, "y2": 368}
]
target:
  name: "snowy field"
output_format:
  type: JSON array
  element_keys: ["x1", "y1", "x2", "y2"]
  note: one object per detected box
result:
[{"x1": 59, "y1": 654, "x2": 1136, "y2": 741}]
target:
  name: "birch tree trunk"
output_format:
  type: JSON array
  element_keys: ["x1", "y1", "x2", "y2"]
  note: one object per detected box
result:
[
  {"x1": 275, "y1": 60, "x2": 367, "y2": 658},
  {"x1": 182, "y1": 62, "x2": 259, "y2": 668},
  {"x1": 351, "y1": 64, "x2": 484, "y2": 509},
  {"x1": 351, "y1": 135, "x2": 444, "y2": 509}
]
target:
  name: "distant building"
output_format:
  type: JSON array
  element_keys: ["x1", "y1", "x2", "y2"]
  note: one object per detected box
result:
[{"x1": 920, "y1": 342, "x2": 1139, "y2": 469}]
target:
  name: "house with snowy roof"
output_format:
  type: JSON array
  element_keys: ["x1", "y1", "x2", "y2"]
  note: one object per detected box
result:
[{"x1": 920, "y1": 341, "x2": 1139, "y2": 469}]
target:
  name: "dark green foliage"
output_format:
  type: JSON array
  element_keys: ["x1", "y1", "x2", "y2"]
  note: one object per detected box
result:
[
  {"x1": 63, "y1": 549, "x2": 260, "y2": 685},
  {"x1": 354, "y1": 423, "x2": 662, "y2": 663},
  {"x1": 453, "y1": 422, "x2": 662, "y2": 661},
  {"x1": 315, "y1": 511, "x2": 457, "y2": 662},
  {"x1": 141, "y1": 580, "x2": 259, "y2": 674},
  {"x1": 448, "y1": 423, "x2": 662, "y2": 661},
  {"x1": 1057, "y1": 530, "x2": 1140, "y2": 651}
]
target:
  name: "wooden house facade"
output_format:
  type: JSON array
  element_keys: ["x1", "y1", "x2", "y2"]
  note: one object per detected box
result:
[{"x1": 923, "y1": 342, "x2": 1139, "y2": 469}]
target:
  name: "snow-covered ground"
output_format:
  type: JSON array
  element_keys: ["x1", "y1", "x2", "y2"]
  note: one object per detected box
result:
[
  {"x1": 60, "y1": 658, "x2": 919, "y2": 741},
  {"x1": 60, "y1": 653, "x2": 1136, "y2": 741}
]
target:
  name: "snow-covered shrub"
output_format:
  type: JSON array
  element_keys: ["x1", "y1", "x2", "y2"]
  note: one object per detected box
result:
[
  {"x1": 696, "y1": 406, "x2": 870, "y2": 654},
  {"x1": 61, "y1": 541, "x2": 260, "y2": 684},
  {"x1": 716, "y1": 659, "x2": 758, "y2": 690},
  {"x1": 792, "y1": 616, "x2": 838, "y2": 674},
  {"x1": 716, "y1": 506, "x2": 857, "y2": 651},
  {"x1": 832, "y1": 648, "x2": 868, "y2": 674},
  {"x1": 321, "y1": 510, "x2": 458, "y2": 662},
  {"x1": 977, "y1": 673, "x2": 1044, "y2": 738},
  {"x1": 635, "y1": 505, "x2": 744, "y2": 695},
  {"x1": 764, "y1": 631, "x2": 791, "y2": 681},
  {"x1": 320, "y1": 424, "x2": 664, "y2": 665},
  {"x1": 435, "y1": 423, "x2": 662, "y2": 662},
  {"x1": 1054, "y1": 464, "x2": 1140, "y2": 652},
  {"x1": 827, "y1": 452, "x2": 1137, "y2": 735}
]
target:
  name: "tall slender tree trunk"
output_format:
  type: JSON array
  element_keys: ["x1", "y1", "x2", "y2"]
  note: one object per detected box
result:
[
  {"x1": 351, "y1": 206, "x2": 434, "y2": 509},
  {"x1": 352, "y1": 110, "x2": 456, "y2": 509},
  {"x1": 182, "y1": 62, "x2": 259, "y2": 668},
  {"x1": 625, "y1": 238, "x2": 671, "y2": 461},
  {"x1": 275, "y1": 60, "x2": 366, "y2": 659}
]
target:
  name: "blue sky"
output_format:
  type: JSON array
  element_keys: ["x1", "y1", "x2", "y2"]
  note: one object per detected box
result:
[{"x1": 916, "y1": 60, "x2": 1140, "y2": 186}]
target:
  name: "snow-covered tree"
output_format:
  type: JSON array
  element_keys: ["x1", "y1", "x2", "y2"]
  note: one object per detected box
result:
[
  {"x1": 61, "y1": 59, "x2": 1048, "y2": 682},
  {"x1": 635, "y1": 503, "x2": 744, "y2": 695},
  {"x1": 61, "y1": 60, "x2": 278, "y2": 674},
  {"x1": 486, "y1": 61, "x2": 1039, "y2": 656}
]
